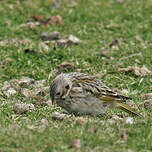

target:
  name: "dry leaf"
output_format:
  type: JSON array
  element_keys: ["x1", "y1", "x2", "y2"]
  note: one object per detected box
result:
[
  {"x1": 71, "y1": 139, "x2": 81, "y2": 149},
  {"x1": 118, "y1": 65, "x2": 151, "y2": 76},
  {"x1": 32, "y1": 15, "x2": 44, "y2": 23},
  {"x1": 46, "y1": 15, "x2": 62, "y2": 26},
  {"x1": 32, "y1": 15, "x2": 62, "y2": 27}
]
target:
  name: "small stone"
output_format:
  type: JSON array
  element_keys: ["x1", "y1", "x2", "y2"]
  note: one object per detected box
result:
[
  {"x1": 34, "y1": 80, "x2": 46, "y2": 88},
  {"x1": 2, "y1": 81, "x2": 17, "y2": 97},
  {"x1": 20, "y1": 22, "x2": 40, "y2": 29},
  {"x1": 141, "y1": 93, "x2": 152, "y2": 99},
  {"x1": 19, "y1": 77, "x2": 35, "y2": 87},
  {"x1": 68, "y1": 35, "x2": 81, "y2": 44},
  {"x1": 20, "y1": 88, "x2": 32, "y2": 97},
  {"x1": 13, "y1": 103, "x2": 35, "y2": 114},
  {"x1": 51, "y1": 112, "x2": 71, "y2": 121},
  {"x1": 32, "y1": 88, "x2": 46, "y2": 97},
  {"x1": 41, "y1": 118, "x2": 49, "y2": 126},
  {"x1": 140, "y1": 99, "x2": 152, "y2": 109},
  {"x1": 40, "y1": 31, "x2": 60, "y2": 41},
  {"x1": 56, "y1": 39, "x2": 69, "y2": 47},
  {"x1": 124, "y1": 117, "x2": 134, "y2": 124}
]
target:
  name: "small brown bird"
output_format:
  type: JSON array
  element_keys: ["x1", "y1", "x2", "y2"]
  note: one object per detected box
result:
[{"x1": 50, "y1": 72, "x2": 140, "y2": 116}]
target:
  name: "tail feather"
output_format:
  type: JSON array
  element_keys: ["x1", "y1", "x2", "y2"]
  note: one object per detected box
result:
[{"x1": 116, "y1": 102, "x2": 142, "y2": 117}]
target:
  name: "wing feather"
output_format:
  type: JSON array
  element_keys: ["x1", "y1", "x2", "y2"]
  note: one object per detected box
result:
[{"x1": 71, "y1": 73, "x2": 131, "y2": 102}]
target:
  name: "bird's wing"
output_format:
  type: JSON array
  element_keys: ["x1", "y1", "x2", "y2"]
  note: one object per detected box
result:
[{"x1": 72, "y1": 73, "x2": 131, "y2": 103}]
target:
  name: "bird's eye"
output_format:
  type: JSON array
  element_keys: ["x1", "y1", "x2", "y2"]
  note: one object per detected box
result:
[
  {"x1": 65, "y1": 85, "x2": 70, "y2": 90},
  {"x1": 56, "y1": 92, "x2": 60, "y2": 96}
]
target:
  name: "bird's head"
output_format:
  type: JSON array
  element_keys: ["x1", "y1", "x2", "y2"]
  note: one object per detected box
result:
[{"x1": 50, "y1": 73, "x2": 72, "y2": 104}]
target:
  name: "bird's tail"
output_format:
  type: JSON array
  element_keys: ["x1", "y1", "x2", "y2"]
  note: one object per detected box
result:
[{"x1": 116, "y1": 102, "x2": 141, "y2": 117}]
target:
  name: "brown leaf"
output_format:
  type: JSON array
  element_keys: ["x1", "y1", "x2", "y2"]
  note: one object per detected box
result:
[
  {"x1": 46, "y1": 15, "x2": 62, "y2": 26},
  {"x1": 71, "y1": 139, "x2": 81, "y2": 149},
  {"x1": 32, "y1": 15, "x2": 45, "y2": 24},
  {"x1": 118, "y1": 65, "x2": 151, "y2": 76}
]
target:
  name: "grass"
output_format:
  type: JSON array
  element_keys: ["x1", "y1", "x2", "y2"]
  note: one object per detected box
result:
[{"x1": 0, "y1": 0, "x2": 152, "y2": 151}]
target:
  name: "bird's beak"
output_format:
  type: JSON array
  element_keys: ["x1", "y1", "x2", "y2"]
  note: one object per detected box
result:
[{"x1": 51, "y1": 97, "x2": 56, "y2": 105}]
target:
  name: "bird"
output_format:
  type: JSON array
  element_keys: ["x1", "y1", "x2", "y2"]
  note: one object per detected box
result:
[{"x1": 50, "y1": 72, "x2": 140, "y2": 116}]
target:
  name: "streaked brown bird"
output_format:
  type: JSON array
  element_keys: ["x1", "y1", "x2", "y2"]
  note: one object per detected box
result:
[{"x1": 50, "y1": 72, "x2": 140, "y2": 116}]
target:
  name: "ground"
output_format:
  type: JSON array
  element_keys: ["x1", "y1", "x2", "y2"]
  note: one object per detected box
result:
[{"x1": 0, "y1": 0, "x2": 152, "y2": 151}]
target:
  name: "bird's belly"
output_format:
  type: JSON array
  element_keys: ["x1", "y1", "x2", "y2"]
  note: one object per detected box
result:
[{"x1": 57, "y1": 96, "x2": 108, "y2": 116}]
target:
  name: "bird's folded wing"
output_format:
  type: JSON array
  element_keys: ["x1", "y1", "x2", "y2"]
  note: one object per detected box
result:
[{"x1": 74, "y1": 77, "x2": 131, "y2": 102}]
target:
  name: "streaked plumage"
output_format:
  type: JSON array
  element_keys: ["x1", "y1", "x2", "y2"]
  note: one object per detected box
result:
[{"x1": 50, "y1": 72, "x2": 140, "y2": 116}]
